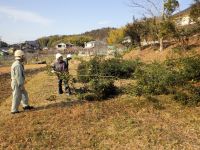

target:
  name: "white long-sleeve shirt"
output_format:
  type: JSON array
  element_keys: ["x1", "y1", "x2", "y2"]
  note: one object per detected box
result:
[{"x1": 11, "y1": 60, "x2": 25, "y2": 87}]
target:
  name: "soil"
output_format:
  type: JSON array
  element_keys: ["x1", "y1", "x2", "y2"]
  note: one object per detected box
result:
[
  {"x1": 0, "y1": 74, "x2": 11, "y2": 103},
  {"x1": 0, "y1": 65, "x2": 46, "y2": 104},
  {"x1": 0, "y1": 64, "x2": 46, "y2": 75}
]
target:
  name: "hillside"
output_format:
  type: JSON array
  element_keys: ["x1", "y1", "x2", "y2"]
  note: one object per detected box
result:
[
  {"x1": 81, "y1": 27, "x2": 115, "y2": 41},
  {"x1": 124, "y1": 37, "x2": 200, "y2": 62},
  {"x1": 37, "y1": 27, "x2": 113, "y2": 48}
]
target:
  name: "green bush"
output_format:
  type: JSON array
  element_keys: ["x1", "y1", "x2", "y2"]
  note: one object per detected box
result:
[
  {"x1": 76, "y1": 79, "x2": 117, "y2": 101},
  {"x1": 77, "y1": 57, "x2": 103, "y2": 83},
  {"x1": 77, "y1": 57, "x2": 119, "y2": 100},
  {"x1": 173, "y1": 87, "x2": 200, "y2": 106},
  {"x1": 77, "y1": 61, "x2": 90, "y2": 83},
  {"x1": 180, "y1": 55, "x2": 200, "y2": 81},
  {"x1": 76, "y1": 55, "x2": 200, "y2": 105},
  {"x1": 78, "y1": 93, "x2": 98, "y2": 101},
  {"x1": 101, "y1": 58, "x2": 141, "y2": 79},
  {"x1": 132, "y1": 57, "x2": 200, "y2": 106},
  {"x1": 133, "y1": 62, "x2": 183, "y2": 95},
  {"x1": 101, "y1": 58, "x2": 121, "y2": 77},
  {"x1": 185, "y1": 84, "x2": 200, "y2": 106},
  {"x1": 77, "y1": 57, "x2": 141, "y2": 83},
  {"x1": 90, "y1": 79, "x2": 117, "y2": 99},
  {"x1": 88, "y1": 56, "x2": 102, "y2": 78}
]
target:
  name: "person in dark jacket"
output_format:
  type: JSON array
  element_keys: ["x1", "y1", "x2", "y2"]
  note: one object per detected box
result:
[
  {"x1": 64, "y1": 54, "x2": 72, "y2": 95},
  {"x1": 52, "y1": 53, "x2": 70, "y2": 95}
]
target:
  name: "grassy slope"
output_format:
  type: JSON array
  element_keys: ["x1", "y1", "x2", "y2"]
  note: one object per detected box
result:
[
  {"x1": 124, "y1": 38, "x2": 200, "y2": 62},
  {"x1": 0, "y1": 70, "x2": 200, "y2": 149}
]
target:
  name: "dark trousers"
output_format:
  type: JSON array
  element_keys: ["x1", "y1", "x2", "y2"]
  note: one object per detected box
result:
[{"x1": 58, "y1": 79, "x2": 71, "y2": 94}]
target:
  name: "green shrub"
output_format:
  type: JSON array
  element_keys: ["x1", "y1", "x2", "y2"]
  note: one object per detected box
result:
[
  {"x1": 77, "y1": 57, "x2": 103, "y2": 83},
  {"x1": 77, "y1": 57, "x2": 141, "y2": 83},
  {"x1": 90, "y1": 79, "x2": 117, "y2": 99},
  {"x1": 76, "y1": 79, "x2": 117, "y2": 101},
  {"x1": 165, "y1": 55, "x2": 200, "y2": 82},
  {"x1": 101, "y1": 58, "x2": 121, "y2": 77},
  {"x1": 77, "y1": 57, "x2": 119, "y2": 100},
  {"x1": 78, "y1": 93, "x2": 98, "y2": 101},
  {"x1": 173, "y1": 88, "x2": 200, "y2": 106},
  {"x1": 134, "y1": 62, "x2": 183, "y2": 95},
  {"x1": 77, "y1": 61, "x2": 90, "y2": 83},
  {"x1": 180, "y1": 55, "x2": 200, "y2": 81},
  {"x1": 185, "y1": 84, "x2": 200, "y2": 106},
  {"x1": 88, "y1": 56, "x2": 102, "y2": 78},
  {"x1": 101, "y1": 58, "x2": 141, "y2": 79},
  {"x1": 126, "y1": 56, "x2": 200, "y2": 106}
]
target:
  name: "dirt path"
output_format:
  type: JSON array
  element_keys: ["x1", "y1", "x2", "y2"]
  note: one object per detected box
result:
[
  {"x1": 0, "y1": 64, "x2": 46, "y2": 75},
  {"x1": 0, "y1": 67, "x2": 46, "y2": 104}
]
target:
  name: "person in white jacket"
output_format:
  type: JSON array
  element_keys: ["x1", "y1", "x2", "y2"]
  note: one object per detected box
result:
[{"x1": 11, "y1": 50, "x2": 34, "y2": 114}]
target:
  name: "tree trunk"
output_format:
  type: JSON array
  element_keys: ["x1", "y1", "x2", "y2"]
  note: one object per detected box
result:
[{"x1": 159, "y1": 37, "x2": 163, "y2": 51}]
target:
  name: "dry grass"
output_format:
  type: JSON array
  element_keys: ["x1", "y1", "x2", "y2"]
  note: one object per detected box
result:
[
  {"x1": 1, "y1": 53, "x2": 200, "y2": 149},
  {"x1": 124, "y1": 39, "x2": 200, "y2": 63},
  {"x1": 0, "y1": 68, "x2": 200, "y2": 149}
]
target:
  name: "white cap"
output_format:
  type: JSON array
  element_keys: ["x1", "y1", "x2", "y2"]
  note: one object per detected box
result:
[
  {"x1": 14, "y1": 50, "x2": 24, "y2": 60},
  {"x1": 67, "y1": 54, "x2": 72, "y2": 59},
  {"x1": 56, "y1": 53, "x2": 63, "y2": 60}
]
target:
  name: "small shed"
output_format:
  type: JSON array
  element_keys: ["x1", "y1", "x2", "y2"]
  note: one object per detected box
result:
[{"x1": 56, "y1": 43, "x2": 66, "y2": 50}]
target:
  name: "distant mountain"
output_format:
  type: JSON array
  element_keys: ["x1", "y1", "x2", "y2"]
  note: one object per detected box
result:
[
  {"x1": 37, "y1": 27, "x2": 115, "y2": 48},
  {"x1": 81, "y1": 27, "x2": 115, "y2": 42}
]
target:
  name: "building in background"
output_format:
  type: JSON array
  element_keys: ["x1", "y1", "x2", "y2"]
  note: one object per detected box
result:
[
  {"x1": 173, "y1": 8, "x2": 195, "y2": 26},
  {"x1": 56, "y1": 43, "x2": 66, "y2": 50},
  {"x1": 84, "y1": 41, "x2": 95, "y2": 49}
]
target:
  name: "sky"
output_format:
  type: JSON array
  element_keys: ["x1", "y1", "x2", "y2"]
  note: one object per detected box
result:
[{"x1": 0, "y1": 0, "x2": 194, "y2": 44}]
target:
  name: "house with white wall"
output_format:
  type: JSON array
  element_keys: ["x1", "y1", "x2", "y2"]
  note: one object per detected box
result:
[
  {"x1": 175, "y1": 15, "x2": 195, "y2": 26},
  {"x1": 56, "y1": 43, "x2": 66, "y2": 50},
  {"x1": 79, "y1": 41, "x2": 108, "y2": 56},
  {"x1": 173, "y1": 7, "x2": 196, "y2": 26},
  {"x1": 84, "y1": 41, "x2": 95, "y2": 49},
  {"x1": 122, "y1": 36, "x2": 132, "y2": 44}
]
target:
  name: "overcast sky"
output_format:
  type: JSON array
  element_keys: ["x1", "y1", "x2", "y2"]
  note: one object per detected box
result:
[{"x1": 0, "y1": 0, "x2": 193, "y2": 44}]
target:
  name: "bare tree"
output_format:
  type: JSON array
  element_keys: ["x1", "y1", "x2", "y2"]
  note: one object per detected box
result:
[{"x1": 129, "y1": 0, "x2": 179, "y2": 51}]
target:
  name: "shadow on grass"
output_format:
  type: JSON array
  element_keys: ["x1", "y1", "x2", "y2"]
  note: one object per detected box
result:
[
  {"x1": 31, "y1": 85, "x2": 123, "y2": 112},
  {"x1": 187, "y1": 44, "x2": 199, "y2": 50},
  {"x1": 34, "y1": 99, "x2": 87, "y2": 111},
  {"x1": 33, "y1": 93, "x2": 121, "y2": 112}
]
